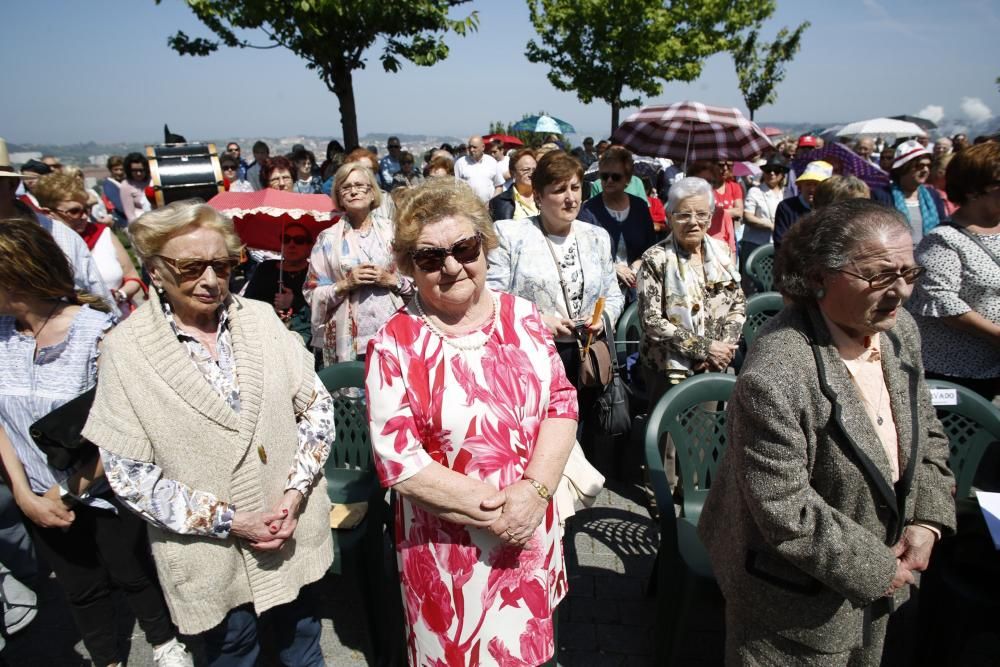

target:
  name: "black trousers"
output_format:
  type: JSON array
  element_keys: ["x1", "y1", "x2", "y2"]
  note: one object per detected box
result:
[{"x1": 24, "y1": 495, "x2": 174, "y2": 666}]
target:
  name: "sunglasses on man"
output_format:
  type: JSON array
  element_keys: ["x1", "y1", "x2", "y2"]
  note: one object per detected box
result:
[
  {"x1": 410, "y1": 233, "x2": 483, "y2": 273},
  {"x1": 282, "y1": 235, "x2": 311, "y2": 246},
  {"x1": 600, "y1": 172, "x2": 625, "y2": 183}
]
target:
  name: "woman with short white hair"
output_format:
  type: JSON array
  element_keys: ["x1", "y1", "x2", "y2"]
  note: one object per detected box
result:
[{"x1": 637, "y1": 176, "x2": 746, "y2": 491}]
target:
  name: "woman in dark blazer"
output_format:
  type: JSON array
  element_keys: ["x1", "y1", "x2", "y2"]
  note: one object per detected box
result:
[
  {"x1": 581, "y1": 146, "x2": 656, "y2": 296},
  {"x1": 700, "y1": 199, "x2": 956, "y2": 664}
]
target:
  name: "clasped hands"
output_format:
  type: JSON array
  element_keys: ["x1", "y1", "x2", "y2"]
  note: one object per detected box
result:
[
  {"x1": 230, "y1": 489, "x2": 304, "y2": 551},
  {"x1": 341, "y1": 264, "x2": 398, "y2": 292},
  {"x1": 479, "y1": 479, "x2": 549, "y2": 549},
  {"x1": 692, "y1": 340, "x2": 739, "y2": 373},
  {"x1": 884, "y1": 524, "x2": 937, "y2": 597}
]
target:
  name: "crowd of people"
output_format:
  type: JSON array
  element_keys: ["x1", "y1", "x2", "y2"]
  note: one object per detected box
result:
[{"x1": 0, "y1": 119, "x2": 996, "y2": 666}]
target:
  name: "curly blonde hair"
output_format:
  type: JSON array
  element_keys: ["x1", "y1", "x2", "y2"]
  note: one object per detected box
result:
[{"x1": 393, "y1": 178, "x2": 498, "y2": 276}]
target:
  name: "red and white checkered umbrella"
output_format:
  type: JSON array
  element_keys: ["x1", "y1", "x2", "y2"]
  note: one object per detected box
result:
[{"x1": 612, "y1": 101, "x2": 774, "y2": 165}]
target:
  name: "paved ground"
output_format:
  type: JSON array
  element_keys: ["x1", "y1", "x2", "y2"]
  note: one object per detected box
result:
[{"x1": 1, "y1": 475, "x2": 694, "y2": 666}]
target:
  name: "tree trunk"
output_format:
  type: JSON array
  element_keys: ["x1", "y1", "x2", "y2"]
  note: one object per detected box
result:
[
  {"x1": 749, "y1": 107, "x2": 756, "y2": 121},
  {"x1": 611, "y1": 100, "x2": 621, "y2": 137},
  {"x1": 329, "y1": 62, "x2": 359, "y2": 149}
]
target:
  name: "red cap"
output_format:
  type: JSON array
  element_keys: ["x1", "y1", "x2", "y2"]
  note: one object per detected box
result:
[{"x1": 798, "y1": 135, "x2": 818, "y2": 148}]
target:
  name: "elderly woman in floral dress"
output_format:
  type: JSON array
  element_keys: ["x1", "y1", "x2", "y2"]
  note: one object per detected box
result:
[
  {"x1": 637, "y1": 176, "x2": 746, "y2": 493},
  {"x1": 366, "y1": 178, "x2": 578, "y2": 666}
]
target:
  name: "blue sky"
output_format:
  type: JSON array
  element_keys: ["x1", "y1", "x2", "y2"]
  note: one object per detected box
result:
[{"x1": 2, "y1": 0, "x2": 998, "y2": 144}]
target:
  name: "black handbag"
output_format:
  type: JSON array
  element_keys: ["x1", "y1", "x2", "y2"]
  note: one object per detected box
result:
[
  {"x1": 29, "y1": 387, "x2": 98, "y2": 471},
  {"x1": 594, "y1": 313, "x2": 631, "y2": 437}
]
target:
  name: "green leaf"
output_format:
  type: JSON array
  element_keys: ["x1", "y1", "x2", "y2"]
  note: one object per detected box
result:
[
  {"x1": 525, "y1": 0, "x2": 774, "y2": 134},
  {"x1": 156, "y1": 0, "x2": 476, "y2": 147}
]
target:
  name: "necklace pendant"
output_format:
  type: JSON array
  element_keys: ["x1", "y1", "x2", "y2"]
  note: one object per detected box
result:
[
  {"x1": 257, "y1": 445, "x2": 268, "y2": 464},
  {"x1": 876, "y1": 416, "x2": 884, "y2": 426}
]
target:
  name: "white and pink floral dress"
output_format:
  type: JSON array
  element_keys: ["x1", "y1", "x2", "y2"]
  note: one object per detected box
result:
[{"x1": 366, "y1": 291, "x2": 578, "y2": 666}]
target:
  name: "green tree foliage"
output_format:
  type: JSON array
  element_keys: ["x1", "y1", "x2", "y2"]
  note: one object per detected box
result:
[
  {"x1": 525, "y1": 0, "x2": 775, "y2": 135},
  {"x1": 730, "y1": 21, "x2": 810, "y2": 121},
  {"x1": 157, "y1": 0, "x2": 478, "y2": 148}
]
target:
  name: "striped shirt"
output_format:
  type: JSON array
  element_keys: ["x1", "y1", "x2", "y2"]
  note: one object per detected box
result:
[{"x1": 0, "y1": 306, "x2": 114, "y2": 508}]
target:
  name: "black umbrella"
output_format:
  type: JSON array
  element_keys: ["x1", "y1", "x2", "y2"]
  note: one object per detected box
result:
[{"x1": 889, "y1": 115, "x2": 938, "y2": 131}]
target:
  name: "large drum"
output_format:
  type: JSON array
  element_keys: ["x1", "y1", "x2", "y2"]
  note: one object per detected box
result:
[{"x1": 145, "y1": 143, "x2": 225, "y2": 208}]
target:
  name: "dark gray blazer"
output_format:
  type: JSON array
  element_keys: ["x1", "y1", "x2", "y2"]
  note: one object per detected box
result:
[{"x1": 699, "y1": 304, "x2": 956, "y2": 652}]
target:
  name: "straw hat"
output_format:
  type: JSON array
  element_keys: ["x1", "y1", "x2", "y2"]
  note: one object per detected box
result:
[{"x1": 0, "y1": 137, "x2": 21, "y2": 179}]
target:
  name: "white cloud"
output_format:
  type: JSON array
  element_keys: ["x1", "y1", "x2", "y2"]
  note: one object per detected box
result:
[
  {"x1": 960, "y1": 97, "x2": 994, "y2": 124},
  {"x1": 916, "y1": 105, "x2": 945, "y2": 124}
]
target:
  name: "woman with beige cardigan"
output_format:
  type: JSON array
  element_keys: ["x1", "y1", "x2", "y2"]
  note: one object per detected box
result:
[{"x1": 83, "y1": 201, "x2": 334, "y2": 666}]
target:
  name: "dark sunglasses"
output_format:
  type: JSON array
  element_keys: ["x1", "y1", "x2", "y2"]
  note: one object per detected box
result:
[
  {"x1": 282, "y1": 235, "x2": 310, "y2": 245},
  {"x1": 156, "y1": 255, "x2": 238, "y2": 281},
  {"x1": 600, "y1": 172, "x2": 624, "y2": 182},
  {"x1": 762, "y1": 167, "x2": 786, "y2": 175},
  {"x1": 222, "y1": 165, "x2": 237, "y2": 171},
  {"x1": 836, "y1": 266, "x2": 925, "y2": 289},
  {"x1": 410, "y1": 233, "x2": 483, "y2": 272}
]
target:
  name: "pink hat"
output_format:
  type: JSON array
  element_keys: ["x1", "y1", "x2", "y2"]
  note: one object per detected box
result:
[{"x1": 892, "y1": 140, "x2": 931, "y2": 171}]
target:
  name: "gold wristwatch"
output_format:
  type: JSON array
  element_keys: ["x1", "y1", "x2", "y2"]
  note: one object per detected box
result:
[{"x1": 524, "y1": 478, "x2": 551, "y2": 503}]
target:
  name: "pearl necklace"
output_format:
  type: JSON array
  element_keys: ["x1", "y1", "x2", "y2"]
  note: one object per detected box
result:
[{"x1": 414, "y1": 291, "x2": 498, "y2": 352}]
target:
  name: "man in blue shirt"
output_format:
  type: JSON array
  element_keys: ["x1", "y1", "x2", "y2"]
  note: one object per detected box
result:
[{"x1": 378, "y1": 136, "x2": 402, "y2": 189}]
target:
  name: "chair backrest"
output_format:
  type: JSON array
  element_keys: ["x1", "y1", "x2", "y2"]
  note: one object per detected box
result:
[
  {"x1": 644, "y1": 373, "x2": 736, "y2": 524},
  {"x1": 745, "y1": 243, "x2": 775, "y2": 292},
  {"x1": 742, "y1": 291, "x2": 784, "y2": 349},
  {"x1": 925, "y1": 379, "x2": 1000, "y2": 499},
  {"x1": 317, "y1": 361, "x2": 373, "y2": 472},
  {"x1": 614, "y1": 300, "x2": 641, "y2": 359}
]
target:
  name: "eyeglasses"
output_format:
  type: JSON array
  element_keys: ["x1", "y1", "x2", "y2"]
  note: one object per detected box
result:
[
  {"x1": 671, "y1": 212, "x2": 711, "y2": 224},
  {"x1": 836, "y1": 266, "x2": 925, "y2": 289},
  {"x1": 222, "y1": 165, "x2": 237, "y2": 172},
  {"x1": 600, "y1": 172, "x2": 625, "y2": 182},
  {"x1": 282, "y1": 234, "x2": 311, "y2": 245},
  {"x1": 55, "y1": 204, "x2": 88, "y2": 218},
  {"x1": 410, "y1": 233, "x2": 483, "y2": 272},
  {"x1": 269, "y1": 175, "x2": 293, "y2": 184},
  {"x1": 340, "y1": 183, "x2": 372, "y2": 195},
  {"x1": 388, "y1": 144, "x2": 401, "y2": 150},
  {"x1": 716, "y1": 162, "x2": 734, "y2": 169},
  {"x1": 155, "y1": 255, "x2": 238, "y2": 281},
  {"x1": 516, "y1": 167, "x2": 535, "y2": 176},
  {"x1": 762, "y1": 168, "x2": 785, "y2": 175}
]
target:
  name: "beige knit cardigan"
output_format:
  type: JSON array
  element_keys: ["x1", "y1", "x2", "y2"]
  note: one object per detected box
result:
[{"x1": 83, "y1": 292, "x2": 332, "y2": 634}]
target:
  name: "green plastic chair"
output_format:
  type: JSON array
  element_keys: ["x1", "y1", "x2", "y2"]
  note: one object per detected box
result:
[
  {"x1": 614, "y1": 300, "x2": 640, "y2": 360},
  {"x1": 644, "y1": 372, "x2": 734, "y2": 665},
  {"x1": 317, "y1": 361, "x2": 404, "y2": 666},
  {"x1": 745, "y1": 243, "x2": 775, "y2": 293},
  {"x1": 925, "y1": 379, "x2": 1000, "y2": 499},
  {"x1": 741, "y1": 291, "x2": 784, "y2": 350}
]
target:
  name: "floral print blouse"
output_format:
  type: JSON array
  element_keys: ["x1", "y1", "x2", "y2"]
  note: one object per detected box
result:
[
  {"x1": 101, "y1": 301, "x2": 334, "y2": 538},
  {"x1": 637, "y1": 237, "x2": 746, "y2": 381}
]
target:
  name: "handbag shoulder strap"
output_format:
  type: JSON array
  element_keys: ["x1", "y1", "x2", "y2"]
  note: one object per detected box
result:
[
  {"x1": 537, "y1": 219, "x2": 579, "y2": 319},
  {"x1": 947, "y1": 221, "x2": 1000, "y2": 269}
]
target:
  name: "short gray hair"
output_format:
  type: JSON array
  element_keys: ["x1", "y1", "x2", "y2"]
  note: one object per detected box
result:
[
  {"x1": 130, "y1": 200, "x2": 242, "y2": 266},
  {"x1": 775, "y1": 199, "x2": 910, "y2": 304},
  {"x1": 666, "y1": 177, "x2": 715, "y2": 214}
]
